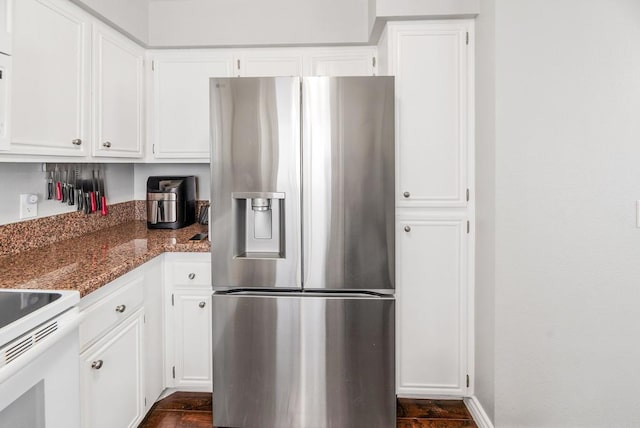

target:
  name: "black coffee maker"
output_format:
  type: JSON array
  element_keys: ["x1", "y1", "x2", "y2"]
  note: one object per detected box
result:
[{"x1": 146, "y1": 176, "x2": 196, "y2": 229}]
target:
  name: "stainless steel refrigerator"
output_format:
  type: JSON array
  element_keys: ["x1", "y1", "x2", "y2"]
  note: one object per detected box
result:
[{"x1": 209, "y1": 76, "x2": 395, "y2": 428}]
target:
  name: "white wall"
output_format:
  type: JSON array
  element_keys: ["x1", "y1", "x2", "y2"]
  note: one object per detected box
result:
[
  {"x1": 494, "y1": 0, "x2": 640, "y2": 426},
  {"x1": 368, "y1": 0, "x2": 377, "y2": 35},
  {"x1": 0, "y1": 163, "x2": 134, "y2": 225},
  {"x1": 134, "y1": 164, "x2": 210, "y2": 200},
  {"x1": 0, "y1": 163, "x2": 209, "y2": 225},
  {"x1": 148, "y1": 0, "x2": 369, "y2": 47},
  {"x1": 376, "y1": 0, "x2": 479, "y2": 18},
  {"x1": 368, "y1": 0, "x2": 479, "y2": 42},
  {"x1": 70, "y1": 0, "x2": 149, "y2": 44},
  {"x1": 474, "y1": 0, "x2": 495, "y2": 422}
]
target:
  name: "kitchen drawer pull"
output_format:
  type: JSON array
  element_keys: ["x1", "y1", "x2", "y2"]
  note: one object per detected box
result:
[
  {"x1": 102, "y1": 141, "x2": 112, "y2": 148},
  {"x1": 403, "y1": 191, "x2": 410, "y2": 198},
  {"x1": 188, "y1": 273, "x2": 196, "y2": 280},
  {"x1": 91, "y1": 360, "x2": 104, "y2": 370},
  {"x1": 404, "y1": 226, "x2": 411, "y2": 232},
  {"x1": 72, "y1": 139, "x2": 82, "y2": 146},
  {"x1": 199, "y1": 301, "x2": 206, "y2": 308},
  {"x1": 115, "y1": 304, "x2": 126, "y2": 313}
]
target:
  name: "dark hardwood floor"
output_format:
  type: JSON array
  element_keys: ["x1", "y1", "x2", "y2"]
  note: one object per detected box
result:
[{"x1": 139, "y1": 392, "x2": 477, "y2": 428}]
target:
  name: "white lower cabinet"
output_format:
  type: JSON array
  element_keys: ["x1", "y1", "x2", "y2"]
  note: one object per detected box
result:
[
  {"x1": 143, "y1": 256, "x2": 165, "y2": 411},
  {"x1": 80, "y1": 310, "x2": 144, "y2": 428},
  {"x1": 397, "y1": 216, "x2": 470, "y2": 396},
  {"x1": 171, "y1": 291, "x2": 212, "y2": 388},
  {"x1": 78, "y1": 254, "x2": 213, "y2": 425},
  {"x1": 79, "y1": 263, "x2": 157, "y2": 426},
  {"x1": 164, "y1": 253, "x2": 213, "y2": 390}
]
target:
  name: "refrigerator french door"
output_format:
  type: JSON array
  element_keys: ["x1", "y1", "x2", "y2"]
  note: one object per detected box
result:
[{"x1": 210, "y1": 76, "x2": 395, "y2": 428}]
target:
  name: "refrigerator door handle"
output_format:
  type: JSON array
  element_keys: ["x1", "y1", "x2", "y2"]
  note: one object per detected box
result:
[{"x1": 213, "y1": 290, "x2": 394, "y2": 299}]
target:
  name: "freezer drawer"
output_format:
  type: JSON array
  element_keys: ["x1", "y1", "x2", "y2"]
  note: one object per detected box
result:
[{"x1": 212, "y1": 292, "x2": 395, "y2": 428}]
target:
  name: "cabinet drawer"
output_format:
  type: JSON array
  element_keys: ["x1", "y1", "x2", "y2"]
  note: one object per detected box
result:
[
  {"x1": 170, "y1": 262, "x2": 211, "y2": 288},
  {"x1": 80, "y1": 275, "x2": 144, "y2": 350}
]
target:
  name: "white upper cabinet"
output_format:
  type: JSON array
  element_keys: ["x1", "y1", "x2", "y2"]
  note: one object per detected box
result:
[
  {"x1": 2, "y1": 0, "x2": 381, "y2": 162},
  {"x1": 385, "y1": 21, "x2": 473, "y2": 208},
  {"x1": 306, "y1": 48, "x2": 376, "y2": 76},
  {"x1": 236, "y1": 48, "x2": 375, "y2": 78},
  {"x1": 148, "y1": 47, "x2": 378, "y2": 162},
  {"x1": 150, "y1": 52, "x2": 234, "y2": 160},
  {"x1": 0, "y1": 0, "x2": 11, "y2": 54},
  {"x1": 92, "y1": 23, "x2": 144, "y2": 158},
  {"x1": 11, "y1": 0, "x2": 90, "y2": 156},
  {"x1": 236, "y1": 51, "x2": 303, "y2": 77},
  {"x1": 0, "y1": 0, "x2": 9, "y2": 151},
  {"x1": 0, "y1": 54, "x2": 10, "y2": 151}
]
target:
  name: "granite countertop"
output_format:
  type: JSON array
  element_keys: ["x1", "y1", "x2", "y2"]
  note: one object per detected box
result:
[{"x1": 0, "y1": 221, "x2": 210, "y2": 298}]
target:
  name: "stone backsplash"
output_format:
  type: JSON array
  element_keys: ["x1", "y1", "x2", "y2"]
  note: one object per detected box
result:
[{"x1": 0, "y1": 200, "x2": 209, "y2": 257}]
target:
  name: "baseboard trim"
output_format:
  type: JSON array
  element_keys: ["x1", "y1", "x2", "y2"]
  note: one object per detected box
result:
[{"x1": 464, "y1": 396, "x2": 494, "y2": 428}]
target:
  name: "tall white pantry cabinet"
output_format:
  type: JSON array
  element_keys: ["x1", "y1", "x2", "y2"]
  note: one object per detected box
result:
[{"x1": 379, "y1": 20, "x2": 475, "y2": 397}]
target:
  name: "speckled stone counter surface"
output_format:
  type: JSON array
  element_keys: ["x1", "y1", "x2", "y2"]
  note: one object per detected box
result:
[{"x1": 0, "y1": 221, "x2": 209, "y2": 297}]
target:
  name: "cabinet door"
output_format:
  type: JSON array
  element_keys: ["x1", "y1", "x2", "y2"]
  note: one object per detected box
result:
[
  {"x1": 93, "y1": 23, "x2": 144, "y2": 158},
  {"x1": 237, "y1": 51, "x2": 303, "y2": 77},
  {"x1": 397, "y1": 217, "x2": 469, "y2": 396},
  {"x1": 0, "y1": 54, "x2": 10, "y2": 151},
  {"x1": 81, "y1": 310, "x2": 144, "y2": 428},
  {"x1": 0, "y1": 0, "x2": 11, "y2": 54},
  {"x1": 12, "y1": 0, "x2": 90, "y2": 156},
  {"x1": 143, "y1": 257, "x2": 164, "y2": 411},
  {"x1": 307, "y1": 48, "x2": 376, "y2": 76},
  {"x1": 151, "y1": 54, "x2": 233, "y2": 159},
  {"x1": 389, "y1": 22, "x2": 471, "y2": 207},
  {"x1": 172, "y1": 291, "x2": 212, "y2": 388}
]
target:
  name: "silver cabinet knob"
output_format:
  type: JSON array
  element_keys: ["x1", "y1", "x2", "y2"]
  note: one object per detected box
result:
[
  {"x1": 91, "y1": 360, "x2": 103, "y2": 370},
  {"x1": 403, "y1": 192, "x2": 410, "y2": 198},
  {"x1": 72, "y1": 139, "x2": 82, "y2": 146},
  {"x1": 102, "y1": 141, "x2": 112, "y2": 148},
  {"x1": 188, "y1": 273, "x2": 196, "y2": 280},
  {"x1": 199, "y1": 301, "x2": 206, "y2": 308},
  {"x1": 404, "y1": 226, "x2": 411, "y2": 232},
  {"x1": 115, "y1": 304, "x2": 126, "y2": 313}
]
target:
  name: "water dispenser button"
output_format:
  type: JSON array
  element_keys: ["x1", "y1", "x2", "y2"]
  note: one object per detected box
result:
[{"x1": 251, "y1": 198, "x2": 272, "y2": 212}]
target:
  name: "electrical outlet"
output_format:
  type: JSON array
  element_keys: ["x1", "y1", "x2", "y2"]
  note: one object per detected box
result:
[{"x1": 20, "y1": 194, "x2": 38, "y2": 219}]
